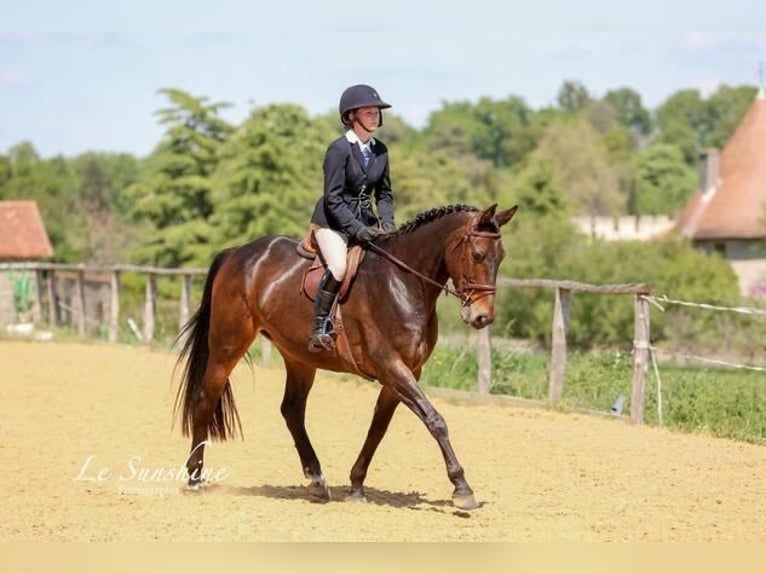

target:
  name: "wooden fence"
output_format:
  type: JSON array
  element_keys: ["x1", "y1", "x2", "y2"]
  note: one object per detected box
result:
[
  {"x1": 477, "y1": 279, "x2": 651, "y2": 425},
  {"x1": 1, "y1": 263, "x2": 651, "y2": 423},
  {"x1": 0, "y1": 262, "x2": 206, "y2": 344}
]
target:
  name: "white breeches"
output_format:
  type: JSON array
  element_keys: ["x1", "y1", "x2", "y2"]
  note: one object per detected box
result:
[{"x1": 314, "y1": 227, "x2": 348, "y2": 281}]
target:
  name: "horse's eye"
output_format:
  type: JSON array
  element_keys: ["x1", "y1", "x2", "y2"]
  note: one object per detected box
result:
[{"x1": 472, "y1": 250, "x2": 485, "y2": 263}]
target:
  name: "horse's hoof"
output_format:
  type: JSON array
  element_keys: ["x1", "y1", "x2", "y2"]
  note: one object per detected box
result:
[
  {"x1": 452, "y1": 492, "x2": 479, "y2": 510},
  {"x1": 344, "y1": 490, "x2": 368, "y2": 504},
  {"x1": 307, "y1": 480, "x2": 331, "y2": 502},
  {"x1": 183, "y1": 482, "x2": 203, "y2": 493}
]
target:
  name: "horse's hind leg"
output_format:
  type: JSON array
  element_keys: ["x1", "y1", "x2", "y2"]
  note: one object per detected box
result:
[
  {"x1": 280, "y1": 360, "x2": 329, "y2": 501},
  {"x1": 186, "y1": 312, "x2": 256, "y2": 488},
  {"x1": 347, "y1": 385, "x2": 400, "y2": 502}
]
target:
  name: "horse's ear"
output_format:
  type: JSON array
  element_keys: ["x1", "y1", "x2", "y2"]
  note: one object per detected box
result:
[
  {"x1": 496, "y1": 205, "x2": 518, "y2": 227},
  {"x1": 478, "y1": 204, "x2": 498, "y2": 227}
]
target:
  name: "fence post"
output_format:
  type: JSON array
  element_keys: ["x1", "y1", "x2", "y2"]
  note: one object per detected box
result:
[
  {"x1": 46, "y1": 271, "x2": 57, "y2": 326},
  {"x1": 143, "y1": 273, "x2": 157, "y2": 345},
  {"x1": 631, "y1": 294, "x2": 650, "y2": 424},
  {"x1": 75, "y1": 268, "x2": 86, "y2": 337},
  {"x1": 179, "y1": 273, "x2": 192, "y2": 332},
  {"x1": 477, "y1": 327, "x2": 491, "y2": 394},
  {"x1": 109, "y1": 270, "x2": 120, "y2": 344},
  {"x1": 548, "y1": 287, "x2": 571, "y2": 404},
  {"x1": 32, "y1": 269, "x2": 44, "y2": 323}
]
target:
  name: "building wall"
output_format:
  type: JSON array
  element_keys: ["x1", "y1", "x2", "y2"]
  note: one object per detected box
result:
[
  {"x1": 571, "y1": 215, "x2": 676, "y2": 241},
  {"x1": 0, "y1": 273, "x2": 15, "y2": 325},
  {"x1": 697, "y1": 239, "x2": 766, "y2": 298}
]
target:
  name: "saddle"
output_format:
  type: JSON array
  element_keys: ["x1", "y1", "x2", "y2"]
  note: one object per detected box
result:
[
  {"x1": 297, "y1": 225, "x2": 365, "y2": 303},
  {"x1": 296, "y1": 226, "x2": 373, "y2": 381}
]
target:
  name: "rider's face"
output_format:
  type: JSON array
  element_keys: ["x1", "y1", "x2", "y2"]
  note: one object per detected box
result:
[{"x1": 352, "y1": 106, "x2": 380, "y2": 132}]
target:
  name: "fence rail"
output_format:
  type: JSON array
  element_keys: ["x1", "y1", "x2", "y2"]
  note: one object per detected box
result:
[
  {"x1": 1, "y1": 262, "x2": 207, "y2": 344},
  {"x1": 479, "y1": 278, "x2": 651, "y2": 424},
  {"x1": 2, "y1": 263, "x2": 652, "y2": 423}
]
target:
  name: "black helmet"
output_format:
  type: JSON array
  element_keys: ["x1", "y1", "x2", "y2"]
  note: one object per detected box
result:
[{"x1": 339, "y1": 84, "x2": 391, "y2": 126}]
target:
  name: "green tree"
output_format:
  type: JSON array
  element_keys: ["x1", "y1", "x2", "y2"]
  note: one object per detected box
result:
[
  {"x1": 604, "y1": 87, "x2": 652, "y2": 136},
  {"x1": 705, "y1": 84, "x2": 758, "y2": 148},
  {"x1": 633, "y1": 143, "x2": 696, "y2": 215},
  {"x1": 422, "y1": 96, "x2": 537, "y2": 168},
  {"x1": 392, "y1": 148, "x2": 501, "y2": 220},
  {"x1": 655, "y1": 89, "x2": 708, "y2": 165},
  {"x1": 537, "y1": 120, "x2": 624, "y2": 217},
  {"x1": 556, "y1": 80, "x2": 591, "y2": 113},
  {"x1": 126, "y1": 88, "x2": 233, "y2": 266},
  {"x1": 507, "y1": 155, "x2": 569, "y2": 218},
  {"x1": 68, "y1": 152, "x2": 142, "y2": 263},
  {"x1": 0, "y1": 144, "x2": 86, "y2": 261},
  {"x1": 0, "y1": 155, "x2": 11, "y2": 189},
  {"x1": 208, "y1": 103, "x2": 332, "y2": 255}
]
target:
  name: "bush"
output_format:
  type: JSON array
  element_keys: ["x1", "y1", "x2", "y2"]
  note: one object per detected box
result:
[{"x1": 494, "y1": 215, "x2": 742, "y2": 350}]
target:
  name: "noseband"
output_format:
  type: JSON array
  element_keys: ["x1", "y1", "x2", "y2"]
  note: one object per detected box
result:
[{"x1": 366, "y1": 226, "x2": 502, "y2": 307}]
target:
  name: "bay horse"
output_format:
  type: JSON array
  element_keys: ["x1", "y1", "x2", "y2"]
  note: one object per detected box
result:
[{"x1": 174, "y1": 203, "x2": 517, "y2": 510}]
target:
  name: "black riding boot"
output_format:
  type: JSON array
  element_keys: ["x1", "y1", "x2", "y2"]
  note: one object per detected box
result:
[{"x1": 308, "y1": 270, "x2": 342, "y2": 352}]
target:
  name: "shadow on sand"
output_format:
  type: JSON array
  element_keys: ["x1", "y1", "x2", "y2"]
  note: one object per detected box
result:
[{"x1": 194, "y1": 482, "x2": 481, "y2": 516}]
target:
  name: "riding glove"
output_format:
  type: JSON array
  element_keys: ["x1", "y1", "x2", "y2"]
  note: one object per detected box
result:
[{"x1": 355, "y1": 226, "x2": 384, "y2": 242}]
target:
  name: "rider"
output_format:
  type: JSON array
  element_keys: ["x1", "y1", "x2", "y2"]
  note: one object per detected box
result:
[{"x1": 307, "y1": 84, "x2": 397, "y2": 352}]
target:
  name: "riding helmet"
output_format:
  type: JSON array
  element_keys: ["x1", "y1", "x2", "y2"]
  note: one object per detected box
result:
[{"x1": 339, "y1": 84, "x2": 391, "y2": 126}]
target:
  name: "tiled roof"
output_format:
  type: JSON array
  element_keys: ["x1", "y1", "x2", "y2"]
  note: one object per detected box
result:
[
  {"x1": 677, "y1": 92, "x2": 766, "y2": 240},
  {"x1": 0, "y1": 200, "x2": 54, "y2": 260}
]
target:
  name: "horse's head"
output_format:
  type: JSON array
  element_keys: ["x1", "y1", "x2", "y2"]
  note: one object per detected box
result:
[{"x1": 446, "y1": 204, "x2": 518, "y2": 329}]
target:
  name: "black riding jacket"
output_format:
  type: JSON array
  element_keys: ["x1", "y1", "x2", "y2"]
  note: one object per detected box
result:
[{"x1": 310, "y1": 133, "x2": 395, "y2": 237}]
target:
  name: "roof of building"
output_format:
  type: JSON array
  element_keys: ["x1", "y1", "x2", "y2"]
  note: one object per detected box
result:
[
  {"x1": 677, "y1": 90, "x2": 766, "y2": 240},
  {"x1": 0, "y1": 200, "x2": 54, "y2": 260}
]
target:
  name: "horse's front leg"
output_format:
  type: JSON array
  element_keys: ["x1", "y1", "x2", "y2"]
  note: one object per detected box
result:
[{"x1": 378, "y1": 360, "x2": 478, "y2": 510}]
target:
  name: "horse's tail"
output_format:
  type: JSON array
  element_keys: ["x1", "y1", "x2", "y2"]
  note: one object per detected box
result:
[{"x1": 173, "y1": 247, "x2": 242, "y2": 441}]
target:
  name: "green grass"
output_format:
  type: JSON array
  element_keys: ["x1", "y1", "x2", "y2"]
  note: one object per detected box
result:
[{"x1": 420, "y1": 341, "x2": 766, "y2": 444}]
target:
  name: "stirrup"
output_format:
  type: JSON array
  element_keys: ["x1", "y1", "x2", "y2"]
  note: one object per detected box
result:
[
  {"x1": 308, "y1": 318, "x2": 336, "y2": 352},
  {"x1": 308, "y1": 332, "x2": 336, "y2": 352}
]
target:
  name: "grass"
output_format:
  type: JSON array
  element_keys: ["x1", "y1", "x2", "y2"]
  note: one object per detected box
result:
[{"x1": 420, "y1": 340, "x2": 766, "y2": 444}]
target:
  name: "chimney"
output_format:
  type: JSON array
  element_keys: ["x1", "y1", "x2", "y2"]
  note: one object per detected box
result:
[{"x1": 698, "y1": 148, "x2": 719, "y2": 197}]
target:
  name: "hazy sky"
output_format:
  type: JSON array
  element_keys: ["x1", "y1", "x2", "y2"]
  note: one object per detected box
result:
[{"x1": 3, "y1": 0, "x2": 766, "y2": 157}]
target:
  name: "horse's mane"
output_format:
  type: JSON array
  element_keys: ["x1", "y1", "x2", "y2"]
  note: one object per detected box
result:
[{"x1": 387, "y1": 204, "x2": 479, "y2": 237}]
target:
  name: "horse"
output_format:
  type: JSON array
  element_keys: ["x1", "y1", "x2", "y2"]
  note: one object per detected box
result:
[{"x1": 174, "y1": 203, "x2": 517, "y2": 510}]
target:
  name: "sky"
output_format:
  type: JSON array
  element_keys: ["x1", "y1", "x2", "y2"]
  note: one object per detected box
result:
[{"x1": 2, "y1": 0, "x2": 766, "y2": 158}]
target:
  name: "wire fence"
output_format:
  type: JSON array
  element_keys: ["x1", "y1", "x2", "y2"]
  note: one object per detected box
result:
[{"x1": 640, "y1": 294, "x2": 766, "y2": 426}]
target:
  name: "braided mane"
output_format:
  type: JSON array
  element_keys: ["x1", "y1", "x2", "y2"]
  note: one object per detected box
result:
[{"x1": 388, "y1": 204, "x2": 479, "y2": 237}]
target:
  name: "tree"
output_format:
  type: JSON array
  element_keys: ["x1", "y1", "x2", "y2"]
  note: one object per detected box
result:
[
  {"x1": 556, "y1": 80, "x2": 591, "y2": 113},
  {"x1": 603, "y1": 87, "x2": 652, "y2": 136},
  {"x1": 391, "y1": 147, "x2": 501, "y2": 220},
  {"x1": 507, "y1": 155, "x2": 569, "y2": 218},
  {"x1": 69, "y1": 153, "x2": 142, "y2": 263},
  {"x1": 422, "y1": 96, "x2": 537, "y2": 169},
  {"x1": 0, "y1": 144, "x2": 87, "y2": 261},
  {"x1": 126, "y1": 88, "x2": 233, "y2": 266},
  {"x1": 633, "y1": 143, "x2": 696, "y2": 215},
  {"x1": 705, "y1": 84, "x2": 758, "y2": 149},
  {"x1": 537, "y1": 120, "x2": 624, "y2": 218},
  {"x1": 655, "y1": 89, "x2": 708, "y2": 165},
  {"x1": 207, "y1": 103, "x2": 332, "y2": 255},
  {"x1": 0, "y1": 155, "x2": 11, "y2": 190}
]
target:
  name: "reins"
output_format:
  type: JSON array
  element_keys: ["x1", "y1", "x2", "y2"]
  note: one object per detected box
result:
[{"x1": 365, "y1": 228, "x2": 501, "y2": 306}]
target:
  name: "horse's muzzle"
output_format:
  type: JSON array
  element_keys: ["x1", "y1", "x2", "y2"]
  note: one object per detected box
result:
[{"x1": 461, "y1": 303, "x2": 495, "y2": 329}]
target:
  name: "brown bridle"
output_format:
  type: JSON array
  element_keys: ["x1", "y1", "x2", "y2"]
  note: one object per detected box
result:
[
  {"x1": 448, "y1": 229, "x2": 502, "y2": 306},
  {"x1": 366, "y1": 226, "x2": 502, "y2": 307}
]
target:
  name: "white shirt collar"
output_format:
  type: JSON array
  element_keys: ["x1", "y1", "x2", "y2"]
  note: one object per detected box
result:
[{"x1": 345, "y1": 129, "x2": 375, "y2": 151}]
